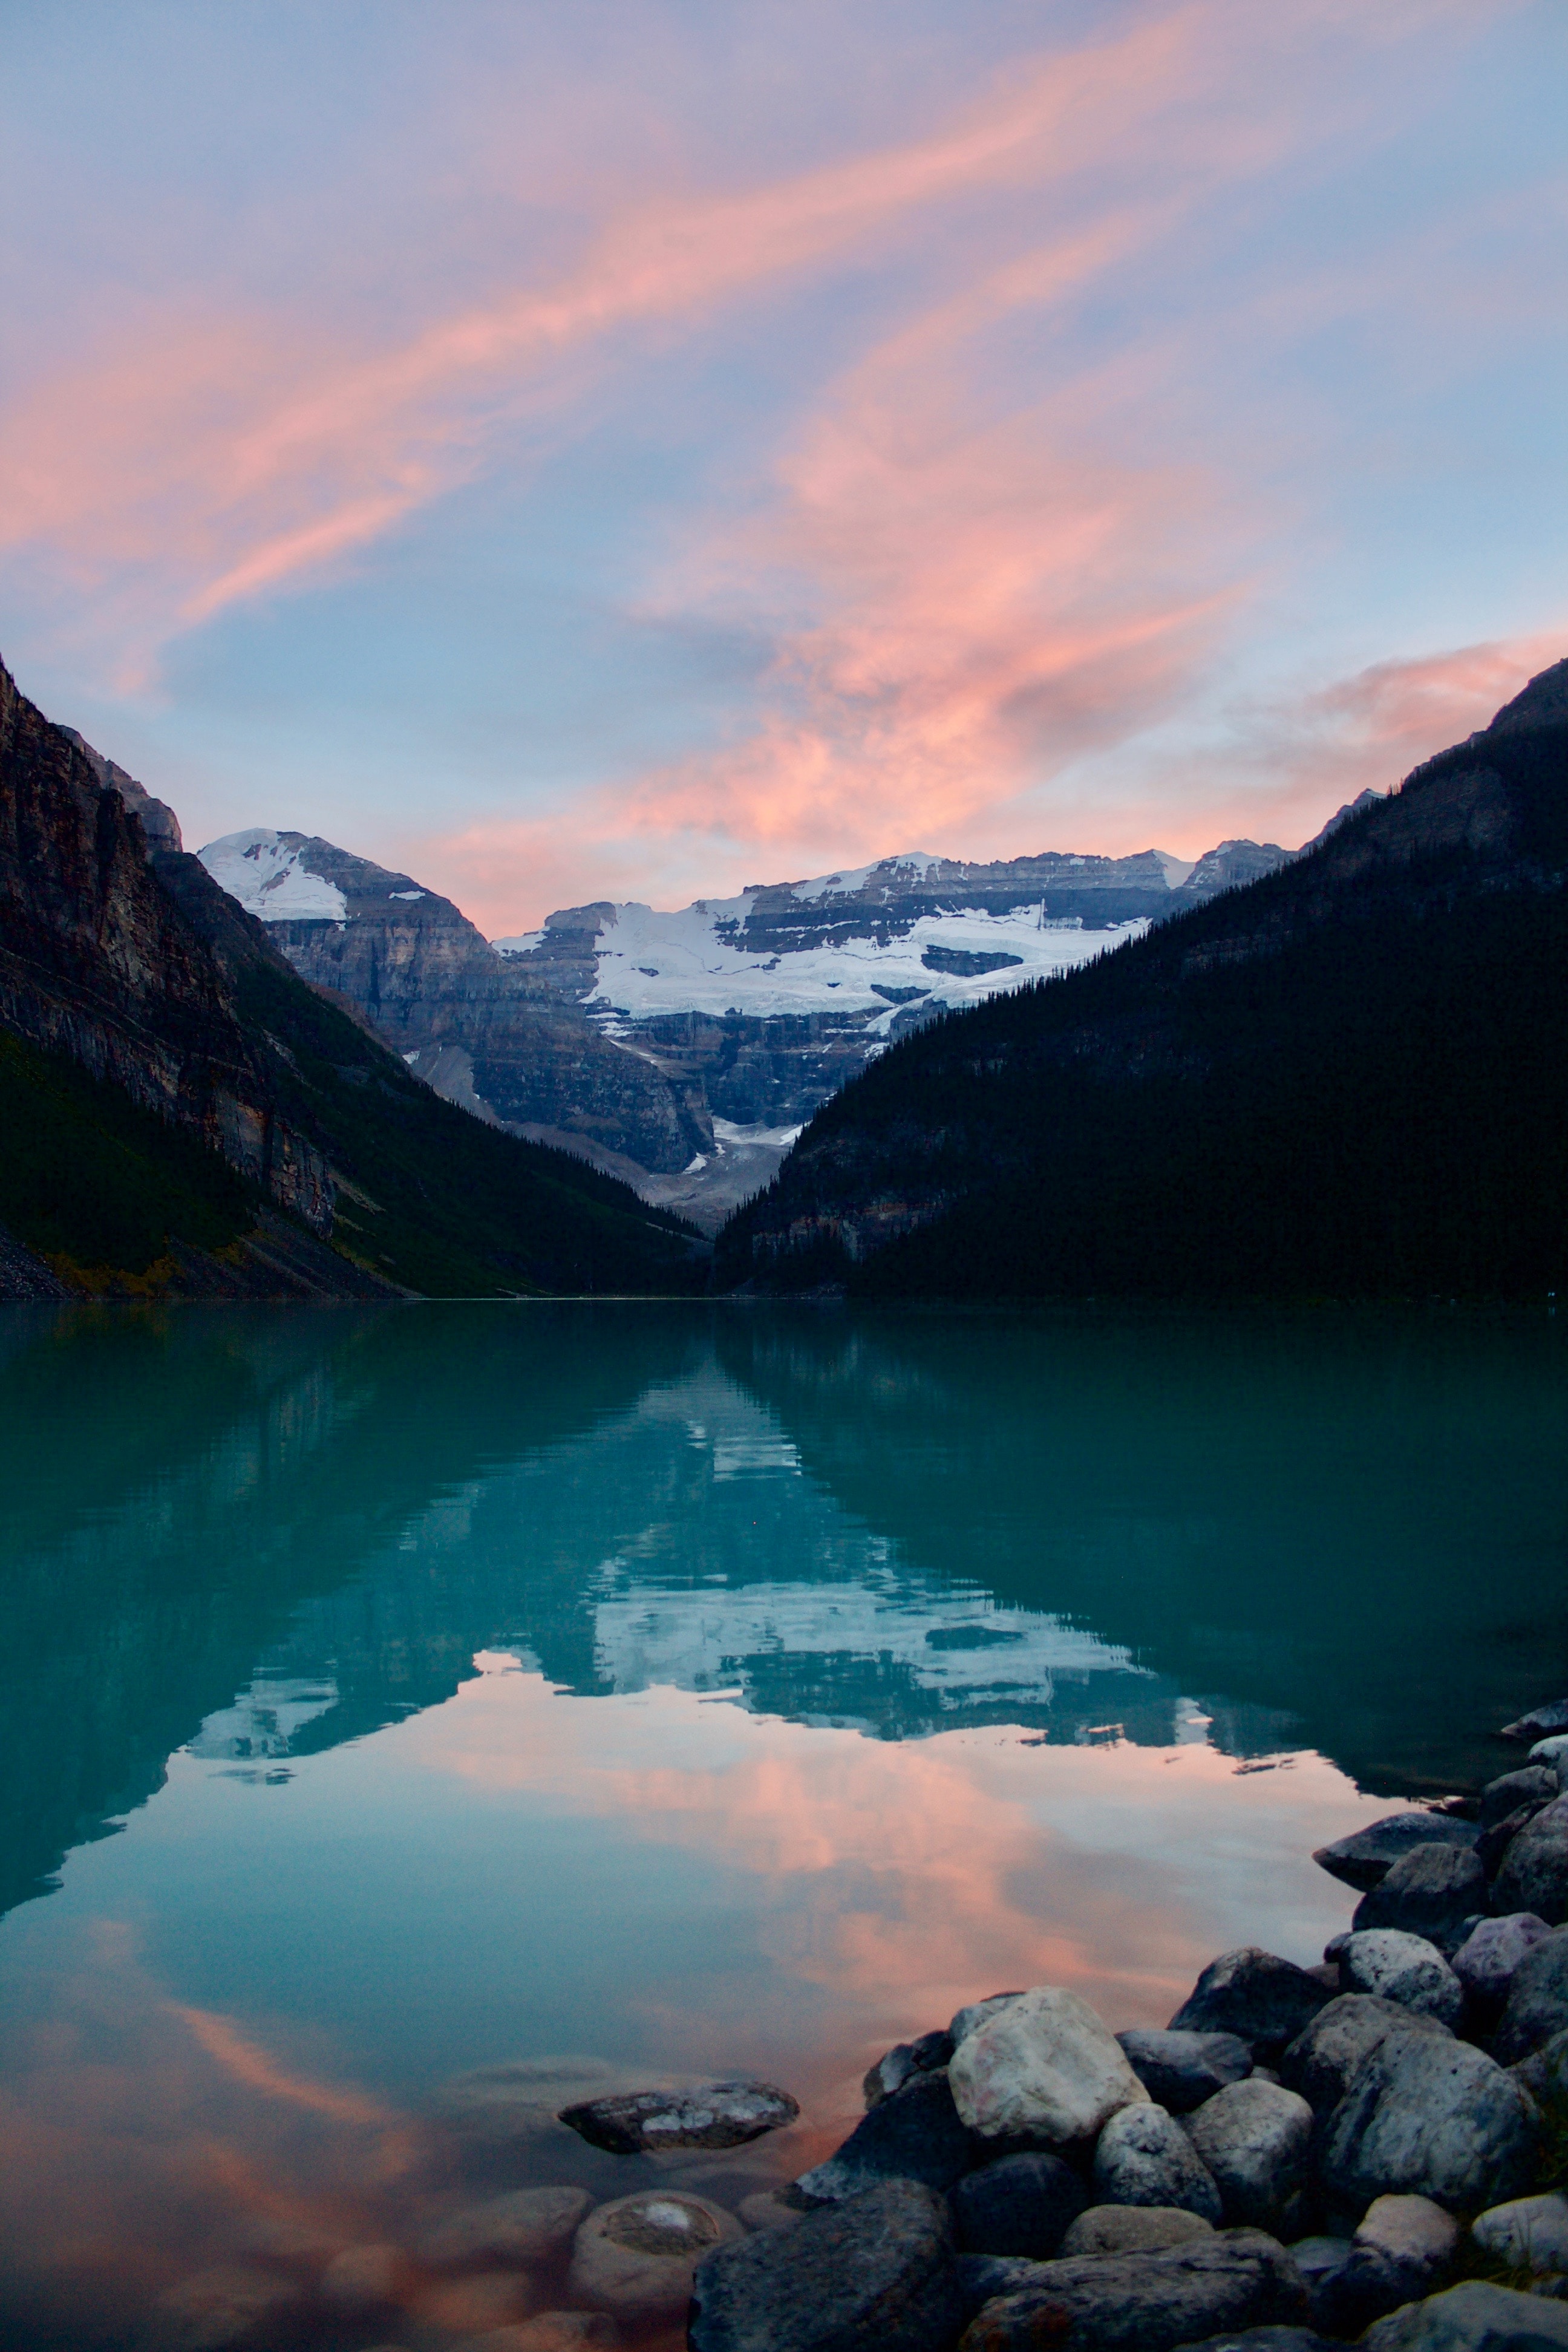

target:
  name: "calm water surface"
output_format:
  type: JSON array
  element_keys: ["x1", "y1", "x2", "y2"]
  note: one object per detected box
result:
[{"x1": 1, "y1": 1301, "x2": 1566, "y2": 2348}]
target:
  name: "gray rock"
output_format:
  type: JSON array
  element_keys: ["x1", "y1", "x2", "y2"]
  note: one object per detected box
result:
[
  {"x1": 1118, "y1": 2031, "x2": 1254, "y2": 2114},
  {"x1": 1313, "y1": 1815, "x2": 1481, "y2": 1894},
  {"x1": 1341, "y1": 1931, "x2": 1466, "y2": 2026},
  {"x1": 1512, "y1": 2025, "x2": 1568, "y2": 2108},
  {"x1": 1059, "y1": 2207, "x2": 1217, "y2": 2259},
  {"x1": 1294, "y1": 2195, "x2": 1464, "y2": 2332},
  {"x1": 1496, "y1": 1800, "x2": 1568, "y2": 1926},
  {"x1": 417, "y1": 2186, "x2": 594, "y2": 2271},
  {"x1": 1485, "y1": 1772, "x2": 1563, "y2": 1830},
  {"x1": 955, "y1": 2226, "x2": 1309, "y2": 2352},
  {"x1": 560, "y1": 2080, "x2": 798, "y2": 2154},
  {"x1": 1496, "y1": 1928, "x2": 1568, "y2": 2061},
  {"x1": 1454, "y1": 1917, "x2": 1553, "y2": 2015},
  {"x1": 1474, "y1": 2195, "x2": 1568, "y2": 2276},
  {"x1": 144, "y1": 2267, "x2": 302, "y2": 2350},
  {"x1": 569, "y1": 2193, "x2": 740, "y2": 2324},
  {"x1": 1362, "y1": 2279, "x2": 1568, "y2": 2352},
  {"x1": 1530, "y1": 1737, "x2": 1568, "y2": 1786},
  {"x1": 1281, "y1": 1994, "x2": 1452, "y2": 2113},
  {"x1": 864, "y1": 2031, "x2": 955, "y2": 2107},
  {"x1": 950, "y1": 1994, "x2": 1026, "y2": 2045},
  {"x1": 1168, "y1": 1952, "x2": 1334, "y2": 2056},
  {"x1": 791, "y1": 2069, "x2": 972, "y2": 2203},
  {"x1": 949, "y1": 1986, "x2": 1150, "y2": 2148},
  {"x1": 1183, "y1": 2082, "x2": 1312, "y2": 2230},
  {"x1": 1171, "y1": 2330, "x2": 1337, "y2": 2352},
  {"x1": 1303, "y1": 2244, "x2": 1420, "y2": 2337},
  {"x1": 1484, "y1": 1808, "x2": 1557, "y2": 1882},
  {"x1": 1352, "y1": 1846, "x2": 1491, "y2": 1955},
  {"x1": 1356, "y1": 2195, "x2": 1460, "y2": 2280},
  {"x1": 1503, "y1": 1701, "x2": 1568, "y2": 1744},
  {"x1": 1094, "y1": 2103, "x2": 1223, "y2": 2223},
  {"x1": 956, "y1": 2255, "x2": 1047, "y2": 2318},
  {"x1": 952, "y1": 2152, "x2": 1088, "y2": 2258},
  {"x1": 1319, "y1": 2033, "x2": 1540, "y2": 2212},
  {"x1": 687, "y1": 2177, "x2": 964, "y2": 2352}
]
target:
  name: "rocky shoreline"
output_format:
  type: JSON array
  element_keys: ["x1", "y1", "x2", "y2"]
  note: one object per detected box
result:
[{"x1": 147, "y1": 1696, "x2": 1568, "y2": 2352}]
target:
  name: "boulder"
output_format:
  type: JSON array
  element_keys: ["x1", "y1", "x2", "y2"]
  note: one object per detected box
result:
[
  {"x1": 1495, "y1": 1800, "x2": 1568, "y2": 1926},
  {"x1": 1168, "y1": 1952, "x2": 1334, "y2": 2056},
  {"x1": 1512, "y1": 2025, "x2": 1568, "y2": 2108},
  {"x1": 687, "y1": 2177, "x2": 964, "y2": 2352},
  {"x1": 1319, "y1": 2033, "x2": 1540, "y2": 2213},
  {"x1": 1281, "y1": 1995, "x2": 1451, "y2": 2113},
  {"x1": 791, "y1": 2068, "x2": 972, "y2": 2203},
  {"x1": 1452, "y1": 1917, "x2": 1553, "y2": 2016},
  {"x1": 955, "y1": 2226, "x2": 1310, "y2": 2352},
  {"x1": 1362, "y1": 2279, "x2": 1568, "y2": 2352},
  {"x1": 1484, "y1": 1772, "x2": 1563, "y2": 1830},
  {"x1": 1059, "y1": 2207, "x2": 1217, "y2": 2258},
  {"x1": 1483, "y1": 1807, "x2": 1556, "y2": 1881},
  {"x1": 952, "y1": 2152, "x2": 1088, "y2": 2259},
  {"x1": 865, "y1": 2031, "x2": 955, "y2": 2107},
  {"x1": 1094, "y1": 2103, "x2": 1223, "y2": 2223},
  {"x1": 559, "y1": 2080, "x2": 798, "y2": 2154},
  {"x1": 1530, "y1": 1737, "x2": 1568, "y2": 1785},
  {"x1": 1313, "y1": 1817, "x2": 1480, "y2": 1895},
  {"x1": 1183, "y1": 2082, "x2": 1312, "y2": 2230},
  {"x1": 1353, "y1": 1847, "x2": 1491, "y2": 1955},
  {"x1": 1356, "y1": 2195, "x2": 1460, "y2": 2281},
  {"x1": 1118, "y1": 2031, "x2": 1255, "y2": 2114},
  {"x1": 949, "y1": 1986, "x2": 1149, "y2": 2148},
  {"x1": 417, "y1": 2186, "x2": 594, "y2": 2271},
  {"x1": 1341, "y1": 1932, "x2": 1466, "y2": 2026},
  {"x1": 951, "y1": 1994, "x2": 1026, "y2": 2045},
  {"x1": 1296, "y1": 2195, "x2": 1463, "y2": 2333},
  {"x1": 1495, "y1": 1927, "x2": 1568, "y2": 2061},
  {"x1": 568, "y1": 2192, "x2": 741, "y2": 2324},
  {"x1": 1474, "y1": 2193, "x2": 1568, "y2": 2276},
  {"x1": 1171, "y1": 2331, "x2": 1337, "y2": 2352},
  {"x1": 1301, "y1": 2244, "x2": 1422, "y2": 2338},
  {"x1": 956, "y1": 2255, "x2": 1048, "y2": 2317},
  {"x1": 1501, "y1": 1700, "x2": 1568, "y2": 1743},
  {"x1": 144, "y1": 2267, "x2": 302, "y2": 2350}
]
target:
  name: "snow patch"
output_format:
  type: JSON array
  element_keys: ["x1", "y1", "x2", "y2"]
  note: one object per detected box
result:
[{"x1": 199, "y1": 829, "x2": 347, "y2": 921}]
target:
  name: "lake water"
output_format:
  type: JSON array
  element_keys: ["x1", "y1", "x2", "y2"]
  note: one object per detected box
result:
[{"x1": 1, "y1": 1301, "x2": 1565, "y2": 2350}]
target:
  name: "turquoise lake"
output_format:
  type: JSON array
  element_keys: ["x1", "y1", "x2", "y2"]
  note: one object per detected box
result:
[{"x1": 1, "y1": 1301, "x2": 1566, "y2": 2349}]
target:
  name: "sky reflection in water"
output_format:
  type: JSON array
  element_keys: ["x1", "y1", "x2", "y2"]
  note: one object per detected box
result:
[{"x1": 0, "y1": 1301, "x2": 1564, "y2": 2348}]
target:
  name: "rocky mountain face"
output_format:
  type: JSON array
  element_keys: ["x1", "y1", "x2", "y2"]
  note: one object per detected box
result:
[
  {"x1": 200, "y1": 823, "x2": 1332, "y2": 1229},
  {"x1": 716, "y1": 662, "x2": 1568, "y2": 1299}
]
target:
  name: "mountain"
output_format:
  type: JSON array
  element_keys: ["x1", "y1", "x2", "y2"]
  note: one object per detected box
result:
[
  {"x1": 199, "y1": 826, "x2": 1319, "y2": 1229},
  {"x1": 0, "y1": 658, "x2": 704, "y2": 1298},
  {"x1": 715, "y1": 661, "x2": 1568, "y2": 1299}
]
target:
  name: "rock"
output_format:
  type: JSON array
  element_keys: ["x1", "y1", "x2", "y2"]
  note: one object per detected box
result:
[
  {"x1": 1496, "y1": 1927, "x2": 1568, "y2": 2060},
  {"x1": 951, "y1": 1994, "x2": 1026, "y2": 2045},
  {"x1": 560, "y1": 2082, "x2": 797, "y2": 2154},
  {"x1": 416, "y1": 2186, "x2": 593, "y2": 2272},
  {"x1": 568, "y1": 2192, "x2": 741, "y2": 2324},
  {"x1": 791, "y1": 2068, "x2": 972, "y2": 2202},
  {"x1": 1475, "y1": 2194, "x2": 1568, "y2": 2276},
  {"x1": 1495, "y1": 1800, "x2": 1568, "y2": 1926},
  {"x1": 1304, "y1": 2244, "x2": 1419, "y2": 2337},
  {"x1": 953, "y1": 2152, "x2": 1088, "y2": 2258},
  {"x1": 739, "y1": 2190, "x2": 803, "y2": 2233},
  {"x1": 144, "y1": 2267, "x2": 301, "y2": 2350},
  {"x1": 1094, "y1": 2103, "x2": 1223, "y2": 2223},
  {"x1": 1502, "y1": 1701, "x2": 1568, "y2": 1744},
  {"x1": 949, "y1": 1985, "x2": 1150, "y2": 2148},
  {"x1": 1281, "y1": 1994, "x2": 1452, "y2": 2113},
  {"x1": 956, "y1": 2255, "x2": 1047, "y2": 2318},
  {"x1": 1313, "y1": 1816, "x2": 1481, "y2": 1894},
  {"x1": 1319, "y1": 2033, "x2": 1540, "y2": 2212},
  {"x1": 460, "y1": 2319, "x2": 619, "y2": 2352},
  {"x1": 1170, "y1": 2330, "x2": 1337, "y2": 2352},
  {"x1": 1341, "y1": 1931, "x2": 1466, "y2": 2026},
  {"x1": 409, "y1": 2270, "x2": 541, "y2": 2335},
  {"x1": 1168, "y1": 1951, "x2": 1334, "y2": 2056},
  {"x1": 1455, "y1": 1917, "x2": 1554, "y2": 2014},
  {"x1": 1059, "y1": 2207, "x2": 1217, "y2": 2258},
  {"x1": 1485, "y1": 1772, "x2": 1563, "y2": 1830},
  {"x1": 1485, "y1": 1808, "x2": 1558, "y2": 1881},
  {"x1": 1513, "y1": 2025, "x2": 1568, "y2": 2108},
  {"x1": 687, "y1": 2177, "x2": 964, "y2": 2352},
  {"x1": 1357, "y1": 2195, "x2": 1460, "y2": 2279},
  {"x1": 1352, "y1": 1846, "x2": 1491, "y2": 1955},
  {"x1": 434, "y1": 2056, "x2": 634, "y2": 2149},
  {"x1": 955, "y1": 2226, "x2": 1309, "y2": 2352},
  {"x1": 1117, "y1": 2031, "x2": 1255, "y2": 2114},
  {"x1": 865, "y1": 2031, "x2": 955, "y2": 2106},
  {"x1": 319, "y1": 2244, "x2": 407, "y2": 2313},
  {"x1": 1183, "y1": 2082, "x2": 1312, "y2": 2230},
  {"x1": 1292, "y1": 2195, "x2": 1465, "y2": 2332},
  {"x1": 1530, "y1": 1737, "x2": 1568, "y2": 1785},
  {"x1": 1362, "y1": 2278, "x2": 1568, "y2": 2352}
]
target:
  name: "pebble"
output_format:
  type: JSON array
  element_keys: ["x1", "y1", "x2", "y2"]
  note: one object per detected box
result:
[
  {"x1": 949, "y1": 1984, "x2": 1150, "y2": 2148},
  {"x1": 1093, "y1": 2100, "x2": 1223, "y2": 2222},
  {"x1": 1116, "y1": 2028, "x2": 1253, "y2": 2113},
  {"x1": 568, "y1": 2192, "x2": 742, "y2": 2324},
  {"x1": 560, "y1": 2081, "x2": 799, "y2": 2154},
  {"x1": 1167, "y1": 1949, "x2": 1334, "y2": 2055},
  {"x1": 1182, "y1": 2078, "x2": 1313, "y2": 2230},
  {"x1": 1341, "y1": 1929, "x2": 1467, "y2": 2025}
]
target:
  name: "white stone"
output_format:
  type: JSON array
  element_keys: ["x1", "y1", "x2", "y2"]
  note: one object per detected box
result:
[
  {"x1": 948, "y1": 1984, "x2": 1151, "y2": 2145},
  {"x1": 1472, "y1": 2192, "x2": 1568, "y2": 2276},
  {"x1": 568, "y1": 2192, "x2": 741, "y2": 2322},
  {"x1": 1183, "y1": 2079, "x2": 1313, "y2": 2226},
  {"x1": 1356, "y1": 2193, "x2": 1460, "y2": 2277},
  {"x1": 1342, "y1": 1930, "x2": 1466, "y2": 2025}
]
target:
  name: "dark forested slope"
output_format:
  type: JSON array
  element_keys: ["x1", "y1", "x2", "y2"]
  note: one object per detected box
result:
[
  {"x1": 0, "y1": 659, "x2": 703, "y2": 1297},
  {"x1": 718, "y1": 659, "x2": 1568, "y2": 1299}
]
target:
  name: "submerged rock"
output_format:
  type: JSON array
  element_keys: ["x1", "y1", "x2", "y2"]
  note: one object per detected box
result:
[
  {"x1": 791, "y1": 2068, "x2": 972, "y2": 2203},
  {"x1": 1341, "y1": 1931, "x2": 1466, "y2": 2025},
  {"x1": 1168, "y1": 1951, "x2": 1333, "y2": 2056},
  {"x1": 1281, "y1": 1994, "x2": 1451, "y2": 2112},
  {"x1": 1362, "y1": 2279, "x2": 1568, "y2": 2352},
  {"x1": 955, "y1": 2225, "x2": 1309, "y2": 2352},
  {"x1": 560, "y1": 2080, "x2": 799, "y2": 2154},
  {"x1": 416, "y1": 2185, "x2": 593, "y2": 2271},
  {"x1": 1183, "y1": 2082, "x2": 1312, "y2": 2231},
  {"x1": 1495, "y1": 1799, "x2": 1568, "y2": 1926},
  {"x1": 144, "y1": 2266, "x2": 302, "y2": 2350},
  {"x1": 1319, "y1": 2033, "x2": 1539, "y2": 2212},
  {"x1": 952, "y1": 2151, "x2": 1088, "y2": 2258},
  {"x1": 1312, "y1": 1815, "x2": 1480, "y2": 1895},
  {"x1": 468, "y1": 2318, "x2": 619, "y2": 2351},
  {"x1": 1094, "y1": 2102, "x2": 1223, "y2": 2222},
  {"x1": 433, "y1": 2056, "x2": 633, "y2": 2149},
  {"x1": 1117, "y1": 2030, "x2": 1254, "y2": 2114},
  {"x1": 319, "y1": 2244, "x2": 407, "y2": 2314},
  {"x1": 568, "y1": 2191, "x2": 741, "y2": 2323},
  {"x1": 687, "y1": 2177, "x2": 964, "y2": 2352},
  {"x1": 949, "y1": 1985, "x2": 1149, "y2": 2148},
  {"x1": 1059, "y1": 2206, "x2": 1216, "y2": 2258},
  {"x1": 1495, "y1": 1927, "x2": 1568, "y2": 2061},
  {"x1": 1352, "y1": 1846, "x2": 1490, "y2": 1955}
]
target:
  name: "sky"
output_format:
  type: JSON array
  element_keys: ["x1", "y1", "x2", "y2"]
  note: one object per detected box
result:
[{"x1": 2, "y1": 1, "x2": 1565, "y2": 933}]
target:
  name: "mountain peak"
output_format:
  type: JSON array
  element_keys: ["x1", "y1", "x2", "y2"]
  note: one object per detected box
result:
[{"x1": 1486, "y1": 655, "x2": 1568, "y2": 737}]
